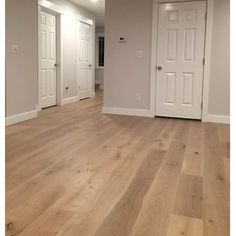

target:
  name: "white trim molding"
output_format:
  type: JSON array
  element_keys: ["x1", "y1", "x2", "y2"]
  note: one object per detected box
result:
[
  {"x1": 149, "y1": 0, "x2": 159, "y2": 117},
  {"x1": 202, "y1": 0, "x2": 214, "y2": 123},
  {"x1": 36, "y1": 105, "x2": 42, "y2": 112},
  {"x1": 62, "y1": 96, "x2": 79, "y2": 105},
  {"x1": 202, "y1": 114, "x2": 230, "y2": 124},
  {"x1": 38, "y1": 0, "x2": 64, "y2": 14},
  {"x1": 6, "y1": 110, "x2": 38, "y2": 126},
  {"x1": 102, "y1": 107, "x2": 154, "y2": 118},
  {"x1": 77, "y1": 15, "x2": 94, "y2": 26},
  {"x1": 91, "y1": 92, "x2": 96, "y2": 98}
]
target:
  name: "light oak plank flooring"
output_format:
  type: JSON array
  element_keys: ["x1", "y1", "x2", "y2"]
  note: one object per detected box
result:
[{"x1": 6, "y1": 91, "x2": 230, "y2": 236}]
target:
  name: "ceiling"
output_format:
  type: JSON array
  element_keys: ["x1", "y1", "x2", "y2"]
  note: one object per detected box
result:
[{"x1": 70, "y1": 0, "x2": 105, "y2": 27}]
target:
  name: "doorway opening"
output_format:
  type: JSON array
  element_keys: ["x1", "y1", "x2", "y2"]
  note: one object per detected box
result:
[{"x1": 95, "y1": 28, "x2": 105, "y2": 91}]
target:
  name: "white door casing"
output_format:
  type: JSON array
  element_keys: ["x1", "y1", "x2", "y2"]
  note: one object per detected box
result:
[
  {"x1": 78, "y1": 22, "x2": 92, "y2": 100},
  {"x1": 39, "y1": 10, "x2": 57, "y2": 108},
  {"x1": 156, "y1": 1, "x2": 206, "y2": 119}
]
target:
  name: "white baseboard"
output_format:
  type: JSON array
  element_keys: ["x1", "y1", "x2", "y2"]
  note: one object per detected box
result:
[
  {"x1": 202, "y1": 114, "x2": 230, "y2": 124},
  {"x1": 102, "y1": 107, "x2": 154, "y2": 118},
  {"x1": 36, "y1": 105, "x2": 42, "y2": 112},
  {"x1": 102, "y1": 107, "x2": 230, "y2": 123},
  {"x1": 62, "y1": 96, "x2": 79, "y2": 105},
  {"x1": 6, "y1": 110, "x2": 38, "y2": 126}
]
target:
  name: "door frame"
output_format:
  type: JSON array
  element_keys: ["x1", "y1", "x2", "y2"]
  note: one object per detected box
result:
[
  {"x1": 77, "y1": 16, "x2": 95, "y2": 101},
  {"x1": 37, "y1": 0, "x2": 63, "y2": 111},
  {"x1": 150, "y1": 0, "x2": 214, "y2": 121}
]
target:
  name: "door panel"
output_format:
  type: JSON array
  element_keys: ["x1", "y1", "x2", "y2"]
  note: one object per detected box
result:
[
  {"x1": 39, "y1": 11, "x2": 56, "y2": 108},
  {"x1": 182, "y1": 73, "x2": 194, "y2": 105},
  {"x1": 78, "y1": 22, "x2": 92, "y2": 100},
  {"x1": 184, "y1": 29, "x2": 196, "y2": 61},
  {"x1": 166, "y1": 73, "x2": 176, "y2": 104},
  {"x1": 41, "y1": 69, "x2": 47, "y2": 98},
  {"x1": 167, "y1": 29, "x2": 177, "y2": 62},
  {"x1": 156, "y1": 1, "x2": 206, "y2": 119}
]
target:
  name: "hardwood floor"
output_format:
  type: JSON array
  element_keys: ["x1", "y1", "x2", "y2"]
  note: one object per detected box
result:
[{"x1": 6, "y1": 91, "x2": 230, "y2": 236}]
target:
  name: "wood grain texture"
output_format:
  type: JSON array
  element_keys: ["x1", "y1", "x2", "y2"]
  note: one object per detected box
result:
[
  {"x1": 94, "y1": 149, "x2": 166, "y2": 236},
  {"x1": 217, "y1": 124, "x2": 230, "y2": 159},
  {"x1": 166, "y1": 214, "x2": 203, "y2": 236},
  {"x1": 130, "y1": 121, "x2": 191, "y2": 236},
  {"x1": 203, "y1": 123, "x2": 229, "y2": 236},
  {"x1": 181, "y1": 122, "x2": 203, "y2": 176},
  {"x1": 6, "y1": 91, "x2": 230, "y2": 236},
  {"x1": 173, "y1": 174, "x2": 203, "y2": 219}
]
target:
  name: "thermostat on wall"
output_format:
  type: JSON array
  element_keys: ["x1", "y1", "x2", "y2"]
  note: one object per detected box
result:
[{"x1": 119, "y1": 37, "x2": 127, "y2": 43}]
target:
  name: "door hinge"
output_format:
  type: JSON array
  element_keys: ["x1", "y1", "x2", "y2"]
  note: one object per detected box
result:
[
  {"x1": 203, "y1": 58, "x2": 205, "y2": 65},
  {"x1": 205, "y1": 12, "x2": 207, "y2": 21}
]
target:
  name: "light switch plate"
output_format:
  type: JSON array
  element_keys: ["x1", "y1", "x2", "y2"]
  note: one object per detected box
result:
[
  {"x1": 11, "y1": 44, "x2": 20, "y2": 54},
  {"x1": 136, "y1": 50, "x2": 144, "y2": 58}
]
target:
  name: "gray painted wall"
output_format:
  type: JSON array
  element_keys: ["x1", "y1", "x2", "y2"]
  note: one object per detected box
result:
[
  {"x1": 96, "y1": 26, "x2": 105, "y2": 33},
  {"x1": 208, "y1": 0, "x2": 230, "y2": 116},
  {"x1": 6, "y1": 0, "x2": 38, "y2": 117},
  {"x1": 104, "y1": 0, "x2": 152, "y2": 109},
  {"x1": 104, "y1": 0, "x2": 230, "y2": 117}
]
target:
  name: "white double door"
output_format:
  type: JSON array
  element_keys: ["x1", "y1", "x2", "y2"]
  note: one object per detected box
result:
[
  {"x1": 39, "y1": 10, "x2": 57, "y2": 108},
  {"x1": 156, "y1": 1, "x2": 206, "y2": 119},
  {"x1": 78, "y1": 22, "x2": 92, "y2": 100}
]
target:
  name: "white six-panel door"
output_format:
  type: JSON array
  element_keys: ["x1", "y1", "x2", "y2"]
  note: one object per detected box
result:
[
  {"x1": 39, "y1": 11, "x2": 57, "y2": 108},
  {"x1": 78, "y1": 22, "x2": 92, "y2": 100},
  {"x1": 156, "y1": 1, "x2": 206, "y2": 119}
]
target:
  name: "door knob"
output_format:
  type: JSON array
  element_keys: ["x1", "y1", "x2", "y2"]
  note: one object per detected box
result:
[
  {"x1": 157, "y1": 66, "x2": 162, "y2": 71},
  {"x1": 54, "y1": 63, "x2": 59, "y2": 67},
  {"x1": 89, "y1": 64, "x2": 92, "y2": 67}
]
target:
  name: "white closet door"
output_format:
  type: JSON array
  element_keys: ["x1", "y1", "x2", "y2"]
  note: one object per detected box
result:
[
  {"x1": 39, "y1": 11, "x2": 56, "y2": 108},
  {"x1": 78, "y1": 22, "x2": 92, "y2": 100},
  {"x1": 156, "y1": 1, "x2": 206, "y2": 119}
]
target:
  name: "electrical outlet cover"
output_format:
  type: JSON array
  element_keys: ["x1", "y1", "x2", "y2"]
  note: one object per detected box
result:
[{"x1": 11, "y1": 44, "x2": 20, "y2": 54}]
